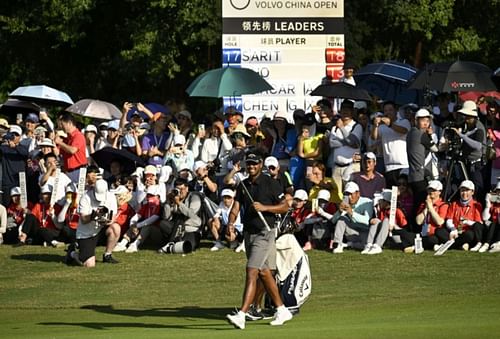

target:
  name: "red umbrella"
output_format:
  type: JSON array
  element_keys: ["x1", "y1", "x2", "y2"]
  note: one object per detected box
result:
[{"x1": 459, "y1": 91, "x2": 500, "y2": 102}]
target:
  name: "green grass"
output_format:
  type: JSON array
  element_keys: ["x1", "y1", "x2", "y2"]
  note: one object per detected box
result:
[{"x1": 1, "y1": 243, "x2": 500, "y2": 338}]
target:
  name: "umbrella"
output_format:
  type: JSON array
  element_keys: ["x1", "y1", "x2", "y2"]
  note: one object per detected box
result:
[
  {"x1": 458, "y1": 91, "x2": 500, "y2": 102},
  {"x1": 66, "y1": 99, "x2": 122, "y2": 120},
  {"x1": 9, "y1": 85, "x2": 73, "y2": 107},
  {"x1": 91, "y1": 147, "x2": 145, "y2": 175},
  {"x1": 186, "y1": 66, "x2": 274, "y2": 97},
  {"x1": 409, "y1": 61, "x2": 497, "y2": 92},
  {"x1": 310, "y1": 82, "x2": 372, "y2": 101},
  {"x1": 354, "y1": 61, "x2": 421, "y2": 104},
  {"x1": 127, "y1": 102, "x2": 169, "y2": 120},
  {"x1": 0, "y1": 99, "x2": 40, "y2": 115},
  {"x1": 493, "y1": 67, "x2": 500, "y2": 89}
]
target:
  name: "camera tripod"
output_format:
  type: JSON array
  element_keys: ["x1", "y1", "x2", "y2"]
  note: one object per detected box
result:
[{"x1": 443, "y1": 158, "x2": 469, "y2": 202}]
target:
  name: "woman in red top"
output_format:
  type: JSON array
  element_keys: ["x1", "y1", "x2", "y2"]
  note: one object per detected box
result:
[
  {"x1": 415, "y1": 180, "x2": 449, "y2": 250},
  {"x1": 18, "y1": 185, "x2": 62, "y2": 246},
  {"x1": 443, "y1": 180, "x2": 485, "y2": 251},
  {"x1": 5, "y1": 187, "x2": 32, "y2": 244}
]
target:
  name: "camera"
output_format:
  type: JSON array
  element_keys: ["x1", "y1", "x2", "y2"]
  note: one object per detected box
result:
[
  {"x1": 93, "y1": 206, "x2": 111, "y2": 225},
  {"x1": 490, "y1": 194, "x2": 500, "y2": 203},
  {"x1": 442, "y1": 118, "x2": 466, "y2": 160},
  {"x1": 3, "y1": 132, "x2": 15, "y2": 141},
  {"x1": 172, "y1": 188, "x2": 180, "y2": 196}
]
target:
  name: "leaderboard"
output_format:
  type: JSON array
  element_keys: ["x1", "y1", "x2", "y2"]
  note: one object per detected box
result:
[{"x1": 222, "y1": 0, "x2": 345, "y2": 118}]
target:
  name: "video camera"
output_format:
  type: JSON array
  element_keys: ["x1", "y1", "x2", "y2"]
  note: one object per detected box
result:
[
  {"x1": 93, "y1": 206, "x2": 112, "y2": 225},
  {"x1": 2, "y1": 132, "x2": 15, "y2": 142},
  {"x1": 442, "y1": 116, "x2": 467, "y2": 159}
]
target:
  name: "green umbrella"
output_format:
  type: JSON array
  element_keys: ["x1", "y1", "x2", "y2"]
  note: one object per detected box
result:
[{"x1": 186, "y1": 66, "x2": 274, "y2": 98}]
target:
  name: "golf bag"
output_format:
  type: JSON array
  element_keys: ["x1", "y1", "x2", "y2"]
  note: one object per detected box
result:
[{"x1": 275, "y1": 234, "x2": 312, "y2": 314}]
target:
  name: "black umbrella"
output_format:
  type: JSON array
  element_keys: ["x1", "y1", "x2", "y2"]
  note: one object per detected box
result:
[
  {"x1": 409, "y1": 60, "x2": 497, "y2": 92},
  {"x1": 310, "y1": 82, "x2": 372, "y2": 101},
  {"x1": 91, "y1": 147, "x2": 145, "y2": 175}
]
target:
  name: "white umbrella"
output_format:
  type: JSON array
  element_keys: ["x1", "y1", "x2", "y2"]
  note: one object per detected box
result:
[
  {"x1": 66, "y1": 99, "x2": 122, "y2": 120},
  {"x1": 9, "y1": 85, "x2": 73, "y2": 107}
]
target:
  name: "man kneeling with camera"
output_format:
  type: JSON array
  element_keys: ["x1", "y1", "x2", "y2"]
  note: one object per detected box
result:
[
  {"x1": 158, "y1": 177, "x2": 202, "y2": 254},
  {"x1": 65, "y1": 179, "x2": 120, "y2": 267}
]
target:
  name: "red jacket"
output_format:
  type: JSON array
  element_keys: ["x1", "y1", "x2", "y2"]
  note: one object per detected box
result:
[
  {"x1": 31, "y1": 203, "x2": 62, "y2": 230},
  {"x1": 416, "y1": 199, "x2": 449, "y2": 236},
  {"x1": 446, "y1": 200, "x2": 483, "y2": 232}
]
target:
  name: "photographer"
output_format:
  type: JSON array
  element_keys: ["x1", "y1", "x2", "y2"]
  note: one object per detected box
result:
[
  {"x1": 158, "y1": 177, "x2": 203, "y2": 253},
  {"x1": 65, "y1": 179, "x2": 119, "y2": 267},
  {"x1": 439, "y1": 101, "x2": 487, "y2": 201},
  {"x1": 0, "y1": 125, "x2": 29, "y2": 206},
  {"x1": 192, "y1": 160, "x2": 218, "y2": 203}
]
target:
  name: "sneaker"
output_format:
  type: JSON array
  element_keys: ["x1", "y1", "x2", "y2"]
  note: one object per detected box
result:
[
  {"x1": 433, "y1": 244, "x2": 441, "y2": 252},
  {"x1": 246, "y1": 304, "x2": 264, "y2": 321},
  {"x1": 478, "y1": 243, "x2": 490, "y2": 253},
  {"x1": 489, "y1": 243, "x2": 500, "y2": 253},
  {"x1": 51, "y1": 240, "x2": 66, "y2": 248},
  {"x1": 103, "y1": 254, "x2": 119, "y2": 264},
  {"x1": 125, "y1": 242, "x2": 138, "y2": 253},
  {"x1": 235, "y1": 241, "x2": 245, "y2": 253},
  {"x1": 210, "y1": 241, "x2": 225, "y2": 252},
  {"x1": 361, "y1": 244, "x2": 373, "y2": 255},
  {"x1": 470, "y1": 242, "x2": 482, "y2": 252},
  {"x1": 404, "y1": 246, "x2": 415, "y2": 253},
  {"x1": 462, "y1": 243, "x2": 469, "y2": 251},
  {"x1": 227, "y1": 310, "x2": 246, "y2": 329},
  {"x1": 303, "y1": 241, "x2": 313, "y2": 251},
  {"x1": 367, "y1": 244, "x2": 383, "y2": 255},
  {"x1": 113, "y1": 242, "x2": 128, "y2": 252},
  {"x1": 270, "y1": 306, "x2": 293, "y2": 326},
  {"x1": 332, "y1": 243, "x2": 346, "y2": 254}
]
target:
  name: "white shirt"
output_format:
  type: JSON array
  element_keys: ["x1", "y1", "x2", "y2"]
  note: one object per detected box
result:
[
  {"x1": 328, "y1": 120, "x2": 363, "y2": 167},
  {"x1": 76, "y1": 189, "x2": 117, "y2": 239},
  {"x1": 39, "y1": 172, "x2": 72, "y2": 205},
  {"x1": 377, "y1": 118, "x2": 411, "y2": 172}
]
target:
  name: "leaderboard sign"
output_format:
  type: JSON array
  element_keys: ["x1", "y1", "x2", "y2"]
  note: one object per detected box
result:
[{"x1": 222, "y1": 0, "x2": 345, "y2": 117}]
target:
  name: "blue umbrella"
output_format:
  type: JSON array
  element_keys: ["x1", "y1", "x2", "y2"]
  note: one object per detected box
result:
[
  {"x1": 126, "y1": 102, "x2": 169, "y2": 120},
  {"x1": 354, "y1": 61, "x2": 421, "y2": 104},
  {"x1": 9, "y1": 85, "x2": 74, "y2": 107}
]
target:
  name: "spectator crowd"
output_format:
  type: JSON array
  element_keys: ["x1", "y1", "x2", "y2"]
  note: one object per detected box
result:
[{"x1": 1, "y1": 93, "x2": 500, "y2": 267}]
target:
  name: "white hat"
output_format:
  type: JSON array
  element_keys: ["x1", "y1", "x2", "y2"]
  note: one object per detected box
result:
[
  {"x1": 458, "y1": 100, "x2": 478, "y2": 117},
  {"x1": 173, "y1": 134, "x2": 186, "y2": 146},
  {"x1": 9, "y1": 125, "x2": 22, "y2": 136},
  {"x1": 10, "y1": 186, "x2": 21, "y2": 196},
  {"x1": 110, "y1": 185, "x2": 128, "y2": 195},
  {"x1": 99, "y1": 122, "x2": 108, "y2": 128},
  {"x1": 178, "y1": 110, "x2": 192, "y2": 120},
  {"x1": 317, "y1": 189, "x2": 331, "y2": 201},
  {"x1": 344, "y1": 181, "x2": 360, "y2": 194},
  {"x1": 139, "y1": 122, "x2": 150, "y2": 130},
  {"x1": 85, "y1": 124, "x2": 98, "y2": 134},
  {"x1": 221, "y1": 188, "x2": 235, "y2": 198},
  {"x1": 273, "y1": 111, "x2": 288, "y2": 121},
  {"x1": 193, "y1": 160, "x2": 207, "y2": 172},
  {"x1": 146, "y1": 184, "x2": 160, "y2": 196},
  {"x1": 144, "y1": 165, "x2": 157, "y2": 175},
  {"x1": 41, "y1": 184, "x2": 52, "y2": 194},
  {"x1": 38, "y1": 138, "x2": 55, "y2": 148},
  {"x1": 380, "y1": 189, "x2": 393, "y2": 202},
  {"x1": 370, "y1": 111, "x2": 383, "y2": 120},
  {"x1": 354, "y1": 101, "x2": 367, "y2": 110},
  {"x1": 34, "y1": 126, "x2": 47, "y2": 134},
  {"x1": 107, "y1": 119, "x2": 120, "y2": 130},
  {"x1": 94, "y1": 179, "x2": 108, "y2": 202},
  {"x1": 264, "y1": 156, "x2": 279, "y2": 168},
  {"x1": 293, "y1": 189, "x2": 308, "y2": 201},
  {"x1": 363, "y1": 152, "x2": 376, "y2": 160},
  {"x1": 459, "y1": 180, "x2": 475, "y2": 191},
  {"x1": 415, "y1": 108, "x2": 432, "y2": 119},
  {"x1": 427, "y1": 180, "x2": 443, "y2": 191}
]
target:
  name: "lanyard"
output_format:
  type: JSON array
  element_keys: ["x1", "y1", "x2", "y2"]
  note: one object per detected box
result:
[{"x1": 153, "y1": 133, "x2": 164, "y2": 148}]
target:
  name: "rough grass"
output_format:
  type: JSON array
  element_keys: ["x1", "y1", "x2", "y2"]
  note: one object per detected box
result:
[{"x1": 1, "y1": 243, "x2": 499, "y2": 338}]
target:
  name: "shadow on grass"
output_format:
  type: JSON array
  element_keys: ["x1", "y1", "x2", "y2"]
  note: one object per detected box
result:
[
  {"x1": 39, "y1": 305, "x2": 235, "y2": 331},
  {"x1": 11, "y1": 253, "x2": 63, "y2": 263}
]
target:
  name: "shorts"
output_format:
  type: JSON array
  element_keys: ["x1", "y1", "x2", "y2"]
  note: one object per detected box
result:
[
  {"x1": 245, "y1": 230, "x2": 276, "y2": 270},
  {"x1": 77, "y1": 229, "x2": 106, "y2": 263}
]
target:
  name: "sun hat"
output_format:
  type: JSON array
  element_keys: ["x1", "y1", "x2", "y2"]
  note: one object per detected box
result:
[{"x1": 458, "y1": 100, "x2": 478, "y2": 117}]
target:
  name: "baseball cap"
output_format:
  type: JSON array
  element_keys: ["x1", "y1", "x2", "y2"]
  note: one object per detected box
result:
[
  {"x1": 459, "y1": 180, "x2": 475, "y2": 191},
  {"x1": 264, "y1": 156, "x2": 279, "y2": 168},
  {"x1": 173, "y1": 134, "x2": 186, "y2": 146},
  {"x1": 25, "y1": 113, "x2": 39, "y2": 123},
  {"x1": 363, "y1": 152, "x2": 376, "y2": 160},
  {"x1": 107, "y1": 119, "x2": 120, "y2": 131},
  {"x1": 193, "y1": 160, "x2": 207, "y2": 172},
  {"x1": 9, "y1": 125, "x2": 22, "y2": 136},
  {"x1": 458, "y1": 100, "x2": 478, "y2": 117},
  {"x1": 415, "y1": 108, "x2": 432, "y2": 119},
  {"x1": 317, "y1": 189, "x2": 331, "y2": 201},
  {"x1": 380, "y1": 189, "x2": 392, "y2": 202},
  {"x1": 85, "y1": 124, "x2": 98, "y2": 134},
  {"x1": 221, "y1": 188, "x2": 235, "y2": 198},
  {"x1": 178, "y1": 110, "x2": 192, "y2": 120},
  {"x1": 344, "y1": 181, "x2": 360, "y2": 194},
  {"x1": 293, "y1": 189, "x2": 308, "y2": 201},
  {"x1": 427, "y1": 180, "x2": 443, "y2": 191},
  {"x1": 245, "y1": 152, "x2": 262, "y2": 164},
  {"x1": 144, "y1": 165, "x2": 157, "y2": 175},
  {"x1": 94, "y1": 179, "x2": 108, "y2": 202},
  {"x1": 38, "y1": 138, "x2": 55, "y2": 148},
  {"x1": 10, "y1": 187, "x2": 21, "y2": 196}
]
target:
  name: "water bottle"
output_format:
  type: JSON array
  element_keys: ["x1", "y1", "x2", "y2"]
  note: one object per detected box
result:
[{"x1": 414, "y1": 234, "x2": 424, "y2": 254}]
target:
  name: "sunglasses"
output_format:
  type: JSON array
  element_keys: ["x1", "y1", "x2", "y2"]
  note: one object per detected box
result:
[{"x1": 267, "y1": 166, "x2": 277, "y2": 171}]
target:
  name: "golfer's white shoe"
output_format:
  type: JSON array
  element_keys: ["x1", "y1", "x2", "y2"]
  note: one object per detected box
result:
[
  {"x1": 227, "y1": 311, "x2": 246, "y2": 329},
  {"x1": 270, "y1": 306, "x2": 293, "y2": 326}
]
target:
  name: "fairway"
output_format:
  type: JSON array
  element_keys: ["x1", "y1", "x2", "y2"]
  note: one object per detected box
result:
[{"x1": 1, "y1": 244, "x2": 499, "y2": 339}]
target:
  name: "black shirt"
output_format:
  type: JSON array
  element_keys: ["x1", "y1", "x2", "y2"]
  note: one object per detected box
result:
[{"x1": 235, "y1": 172, "x2": 284, "y2": 234}]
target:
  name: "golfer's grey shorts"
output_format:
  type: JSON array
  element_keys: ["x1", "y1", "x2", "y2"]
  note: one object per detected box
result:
[{"x1": 244, "y1": 229, "x2": 276, "y2": 270}]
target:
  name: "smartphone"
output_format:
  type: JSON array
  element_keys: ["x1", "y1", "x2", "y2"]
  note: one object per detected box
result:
[
  {"x1": 16, "y1": 113, "x2": 22, "y2": 122},
  {"x1": 199, "y1": 124, "x2": 205, "y2": 132},
  {"x1": 306, "y1": 166, "x2": 313, "y2": 177}
]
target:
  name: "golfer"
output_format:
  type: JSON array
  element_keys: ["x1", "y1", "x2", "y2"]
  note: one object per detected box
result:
[{"x1": 226, "y1": 152, "x2": 293, "y2": 329}]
